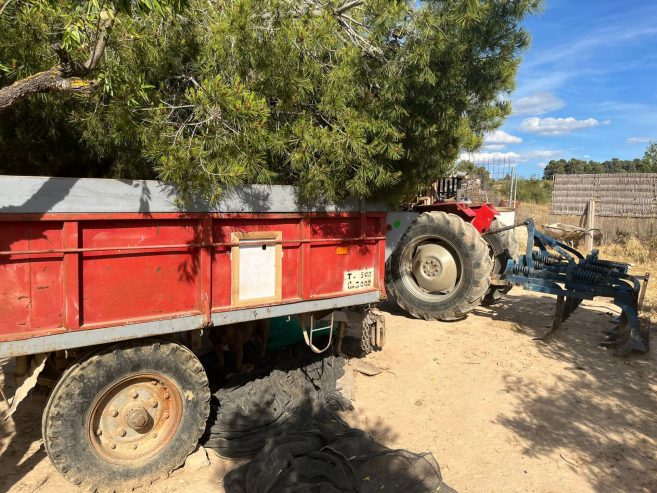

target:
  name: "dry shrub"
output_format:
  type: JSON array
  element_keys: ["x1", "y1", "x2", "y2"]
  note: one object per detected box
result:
[
  {"x1": 601, "y1": 236, "x2": 655, "y2": 264},
  {"x1": 599, "y1": 236, "x2": 657, "y2": 317}
]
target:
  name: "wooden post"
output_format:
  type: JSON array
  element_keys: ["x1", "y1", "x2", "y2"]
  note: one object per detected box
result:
[{"x1": 584, "y1": 200, "x2": 595, "y2": 252}]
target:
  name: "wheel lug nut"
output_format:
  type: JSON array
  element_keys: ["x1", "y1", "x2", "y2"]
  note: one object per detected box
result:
[
  {"x1": 163, "y1": 412, "x2": 169, "y2": 419},
  {"x1": 110, "y1": 409, "x2": 119, "y2": 417},
  {"x1": 152, "y1": 432, "x2": 158, "y2": 438},
  {"x1": 109, "y1": 442, "x2": 116, "y2": 449},
  {"x1": 96, "y1": 429, "x2": 102, "y2": 436},
  {"x1": 131, "y1": 391, "x2": 139, "y2": 399},
  {"x1": 163, "y1": 392, "x2": 170, "y2": 400},
  {"x1": 116, "y1": 428, "x2": 127, "y2": 437},
  {"x1": 132, "y1": 444, "x2": 138, "y2": 450},
  {"x1": 149, "y1": 399, "x2": 158, "y2": 408}
]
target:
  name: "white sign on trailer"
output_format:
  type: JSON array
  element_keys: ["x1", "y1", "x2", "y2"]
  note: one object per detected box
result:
[{"x1": 343, "y1": 268, "x2": 375, "y2": 291}]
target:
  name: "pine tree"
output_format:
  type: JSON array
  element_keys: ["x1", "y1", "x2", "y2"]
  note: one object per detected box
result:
[{"x1": 0, "y1": 0, "x2": 542, "y2": 203}]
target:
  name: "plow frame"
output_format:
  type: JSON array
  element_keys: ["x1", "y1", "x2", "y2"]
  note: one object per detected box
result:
[{"x1": 502, "y1": 220, "x2": 650, "y2": 356}]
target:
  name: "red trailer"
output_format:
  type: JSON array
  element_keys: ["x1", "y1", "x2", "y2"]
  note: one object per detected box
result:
[
  {"x1": 0, "y1": 176, "x2": 388, "y2": 490},
  {"x1": 0, "y1": 175, "x2": 513, "y2": 490}
]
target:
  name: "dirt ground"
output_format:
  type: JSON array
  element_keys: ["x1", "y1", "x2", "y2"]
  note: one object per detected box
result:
[{"x1": 1, "y1": 290, "x2": 656, "y2": 493}]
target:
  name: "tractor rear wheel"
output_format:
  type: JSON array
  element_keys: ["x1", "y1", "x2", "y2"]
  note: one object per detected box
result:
[
  {"x1": 42, "y1": 339, "x2": 210, "y2": 491},
  {"x1": 386, "y1": 211, "x2": 492, "y2": 321},
  {"x1": 481, "y1": 218, "x2": 519, "y2": 306}
]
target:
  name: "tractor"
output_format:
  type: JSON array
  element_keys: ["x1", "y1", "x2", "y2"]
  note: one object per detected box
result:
[
  {"x1": 383, "y1": 174, "x2": 649, "y2": 356},
  {"x1": 385, "y1": 174, "x2": 518, "y2": 321}
]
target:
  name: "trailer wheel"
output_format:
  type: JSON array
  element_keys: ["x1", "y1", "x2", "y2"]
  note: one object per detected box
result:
[
  {"x1": 386, "y1": 211, "x2": 492, "y2": 321},
  {"x1": 42, "y1": 339, "x2": 210, "y2": 491},
  {"x1": 481, "y1": 219, "x2": 519, "y2": 306}
]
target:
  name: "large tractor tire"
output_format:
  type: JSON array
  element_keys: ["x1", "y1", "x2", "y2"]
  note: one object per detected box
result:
[
  {"x1": 481, "y1": 218, "x2": 519, "y2": 306},
  {"x1": 386, "y1": 211, "x2": 492, "y2": 321},
  {"x1": 42, "y1": 339, "x2": 210, "y2": 492}
]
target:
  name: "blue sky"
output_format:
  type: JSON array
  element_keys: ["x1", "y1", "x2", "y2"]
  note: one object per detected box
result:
[{"x1": 462, "y1": 0, "x2": 657, "y2": 177}]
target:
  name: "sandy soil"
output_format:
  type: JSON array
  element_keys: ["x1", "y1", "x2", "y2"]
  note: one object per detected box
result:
[{"x1": 1, "y1": 291, "x2": 656, "y2": 493}]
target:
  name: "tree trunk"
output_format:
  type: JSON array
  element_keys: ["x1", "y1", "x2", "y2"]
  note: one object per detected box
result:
[{"x1": 0, "y1": 66, "x2": 95, "y2": 112}]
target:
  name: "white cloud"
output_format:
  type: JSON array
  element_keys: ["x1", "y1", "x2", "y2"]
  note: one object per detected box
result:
[
  {"x1": 627, "y1": 136, "x2": 653, "y2": 144},
  {"x1": 485, "y1": 130, "x2": 523, "y2": 145},
  {"x1": 482, "y1": 144, "x2": 507, "y2": 151},
  {"x1": 524, "y1": 150, "x2": 562, "y2": 160},
  {"x1": 459, "y1": 149, "x2": 561, "y2": 163},
  {"x1": 520, "y1": 117, "x2": 602, "y2": 136},
  {"x1": 460, "y1": 151, "x2": 520, "y2": 162},
  {"x1": 537, "y1": 162, "x2": 548, "y2": 169},
  {"x1": 513, "y1": 92, "x2": 565, "y2": 116}
]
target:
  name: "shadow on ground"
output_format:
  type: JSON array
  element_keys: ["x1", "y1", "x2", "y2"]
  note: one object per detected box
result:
[
  {"x1": 201, "y1": 346, "x2": 452, "y2": 492},
  {"x1": 0, "y1": 358, "x2": 48, "y2": 493},
  {"x1": 0, "y1": 345, "x2": 452, "y2": 493},
  {"x1": 473, "y1": 291, "x2": 657, "y2": 492}
]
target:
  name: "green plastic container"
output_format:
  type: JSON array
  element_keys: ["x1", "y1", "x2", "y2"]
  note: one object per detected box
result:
[{"x1": 267, "y1": 316, "x2": 335, "y2": 350}]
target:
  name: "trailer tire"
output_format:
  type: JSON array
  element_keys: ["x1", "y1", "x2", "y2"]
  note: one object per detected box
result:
[
  {"x1": 42, "y1": 339, "x2": 210, "y2": 492},
  {"x1": 386, "y1": 211, "x2": 492, "y2": 321},
  {"x1": 481, "y1": 219, "x2": 519, "y2": 306}
]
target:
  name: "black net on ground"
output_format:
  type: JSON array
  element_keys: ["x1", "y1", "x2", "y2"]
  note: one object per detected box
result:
[
  {"x1": 202, "y1": 351, "x2": 351, "y2": 459},
  {"x1": 201, "y1": 348, "x2": 454, "y2": 492}
]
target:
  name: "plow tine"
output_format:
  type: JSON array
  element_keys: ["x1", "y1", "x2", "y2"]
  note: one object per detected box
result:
[
  {"x1": 599, "y1": 308, "x2": 650, "y2": 356},
  {"x1": 561, "y1": 297, "x2": 581, "y2": 323},
  {"x1": 600, "y1": 321, "x2": 628, "y2": 350},
  {"x1": 536, "y1": 296, "x2": 565, "y2": 341}
]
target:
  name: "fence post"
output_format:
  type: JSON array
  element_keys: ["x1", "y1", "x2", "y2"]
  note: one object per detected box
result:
[{"x1": 584, "y1": 200, "x2": 596, "y2": 252}]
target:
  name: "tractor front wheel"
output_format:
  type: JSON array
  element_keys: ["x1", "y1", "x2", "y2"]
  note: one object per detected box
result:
[
  {"x1": 42, "y1": 339, "x2": 210, "y2": 491},
  {"x1": 386, "y1": 211, "x2": 492, "y2": 321}
]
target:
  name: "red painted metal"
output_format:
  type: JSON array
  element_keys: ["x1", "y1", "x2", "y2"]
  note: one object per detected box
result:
[
  {"x1": 413, "y1": 202, "x2": 498, "y2": 233},
  {"x1": 0, "y1": 212, "x2": 387, "y2": 343}
]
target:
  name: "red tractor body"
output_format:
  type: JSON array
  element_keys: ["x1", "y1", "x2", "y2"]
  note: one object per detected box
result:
[{"x1": 412, "y1": 202, "x2": 499, "y2": 234}]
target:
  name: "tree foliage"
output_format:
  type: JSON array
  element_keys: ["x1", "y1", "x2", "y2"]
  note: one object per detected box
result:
[
  {"x1": 515, "y1": 177, "x2": 551, "y2": 204},
  {"x1": 0, "y1": 0, "x2": 541, "y2": 203},
  {"x1": 543, "y1": 146, "x2": 657, "y2": 180},
  {"x1": 644, "y1": 142, "x2": 657, "y2": 169}
]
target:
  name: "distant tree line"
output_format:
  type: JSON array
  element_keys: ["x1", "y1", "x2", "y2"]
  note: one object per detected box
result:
[{"x1": 542, "y1": 143, "x2": 657, "y2": 180}]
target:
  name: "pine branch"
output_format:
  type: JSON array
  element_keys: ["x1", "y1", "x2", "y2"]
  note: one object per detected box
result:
[
  {"x1": 0, "y1": 0, "x2": 14, "y2": 17},
  {"x1": 335, "y1": 0, "x2": 365, "y2": 16},
  {"x1": 0, "y1": 67, "x2": 95, "y2": 112},
  {"x1": 84, "y1": 5, "x2": 117, "y2": 70},
  {"x1": 0, "y1": 5, "x2": 116, "y2": 112}
]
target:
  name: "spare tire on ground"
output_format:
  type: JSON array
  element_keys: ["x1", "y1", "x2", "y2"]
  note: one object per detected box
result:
[
  {"x1": 224, "y1": 408, "x2": 452, "y2": 493},
  {"x1": 202, "y1": 351, "x2": 350, "y2": 459},
  {"x1": 201, "y1": 349, "x2": 453, "y2": 492},
  {"x1": 386, "y1": 211, "x2": 492, "y2": 321}
]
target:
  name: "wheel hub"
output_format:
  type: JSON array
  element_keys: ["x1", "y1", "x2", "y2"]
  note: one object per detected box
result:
[
  {"x1": 127, "y1": 408, "x2": 150, "y2": 431},
  {"x1": 411, "y1": 243, "x2": 458, "y2": 293},
  {"x1": 89, "y1": 373, "x2": 182, "y2": 463}
]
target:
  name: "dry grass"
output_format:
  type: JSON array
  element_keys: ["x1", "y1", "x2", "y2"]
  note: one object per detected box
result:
[
  {"x1": 599, "y1": 238, "x2": 657, "y2": 318},
  {"x1": 515, "y1": 202, "x2": 552, "y2": 227}
]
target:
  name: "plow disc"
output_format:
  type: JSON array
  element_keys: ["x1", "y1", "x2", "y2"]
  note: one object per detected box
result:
[{"x1": 492, "y1": 220, "x2": 650, "y2": 356}]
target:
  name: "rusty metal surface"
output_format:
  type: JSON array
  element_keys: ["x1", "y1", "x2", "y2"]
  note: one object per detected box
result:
[{"x1": 88, "y1": 373, "x2": 183, "y2": 463}]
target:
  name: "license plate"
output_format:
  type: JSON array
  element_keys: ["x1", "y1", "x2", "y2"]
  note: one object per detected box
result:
[{"x1": 343, "y1": 268, "x2": 375, "y2": 291}]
